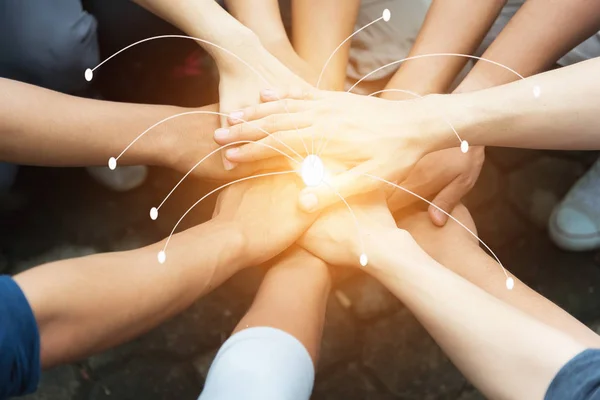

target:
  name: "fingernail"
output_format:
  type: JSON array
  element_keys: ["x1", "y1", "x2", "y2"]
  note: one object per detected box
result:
[
  {"x1": 261, "y1": 89, "x2": 276, "y2": 99},
  {"x1": 225, "y1": 147, "x2": 240, "y2": 159},
  {"x1": 229, "y1": 111, "x2": 244, "y2": 121},
  {"x1": 214, "y1": 128, "x2": 229, "y2": 141},
  {"x1": 223, "y1": 157, "x2": 237, "y2": 171},
  {"x1": 299, "y1": 193, "x2": 318, "y2": 212}
]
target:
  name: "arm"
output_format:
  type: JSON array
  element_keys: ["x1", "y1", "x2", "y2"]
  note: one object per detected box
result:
[
  {"x1": 13, "y1": 219, "x2": 245, "y2": 368},
  {"x1": 232, "y1": 248, "x2": 330, "y2": 363},
  {"x1": 200, "y1": 248, "x2": 330, "y2": 400},
  {"x1": 434, "y1": 57, "x2": 600, "y2": 150},
  {"x1": 225, "y1": 0, "x2": 317, "y2": 83},
  {"x1": 0, "y1": 78, "x2": 171, "y2": 167},
  {"x1": 0, "y1": 78, "x2": 274, "y2": 180},
  {"x1": 131, "y1": 0, "x2": 258, "y2": 69},
  {"x1": 456, "y1": 0, "x2": 600, "y2": 92},
  {"x1": 370, "y1": 229, "x2": 587, "y2": 400},
  {"x1": 12, "y1": 172, "x2": 314, "y2": 368},
  {"x1": 299, "y1": 192, "x2": 595, "y2": 399},
  {"x1": 398, "y1": 204, "x2": 600, "y2": 348},
  {"x1": 292, "y1": 0, "x2": 361, "y2": 90},
  {"x1": 383, "y1": 0, "x2": 506, "y2": 98}
]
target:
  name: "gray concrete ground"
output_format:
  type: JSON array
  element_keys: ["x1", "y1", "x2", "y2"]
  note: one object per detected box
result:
[{"x1": 3, "y1": 148, "x2": 600, "y2": 400}]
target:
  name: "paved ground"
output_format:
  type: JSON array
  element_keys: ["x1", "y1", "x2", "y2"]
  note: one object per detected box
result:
[{"x1": 3, "y1": 26, "x2": 600, "y2": 400}]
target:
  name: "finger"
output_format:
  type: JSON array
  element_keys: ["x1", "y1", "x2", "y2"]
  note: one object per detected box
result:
[
  {"x1": 428, "y1": 176, "x2": 466, "y2": 227},
  {"x1": 218, "y1": 111, "x2": 312, "y2": 145},
  {"x1": 260, "y1": 87, "x2": 321, "y2": 103},
  {"x1": 227, "y1": 99, "x2": 310, "y2": 126},
  {"x1": 224, "y1": 128, "x2": 313, "y2": 163},
  {"x1": 298, "y1": 162, "x2": 383, "y2": 213}
]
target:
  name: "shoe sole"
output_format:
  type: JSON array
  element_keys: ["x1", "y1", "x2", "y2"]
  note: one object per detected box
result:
[{"x1": 549, "y1": 209, "x2": 600, "y2": 251}]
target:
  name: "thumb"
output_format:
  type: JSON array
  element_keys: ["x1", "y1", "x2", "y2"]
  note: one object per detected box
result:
[{"x1": 428, "y1": 177, "x2": 464, "y2": 227}]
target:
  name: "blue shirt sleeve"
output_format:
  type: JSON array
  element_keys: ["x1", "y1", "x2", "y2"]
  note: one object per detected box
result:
[
  {"x1": 545, "y1": 349, "x2": 600, "y2": 400},
  {"x1": 0, "y1": 276, "x2": 40, "y2": 399}
]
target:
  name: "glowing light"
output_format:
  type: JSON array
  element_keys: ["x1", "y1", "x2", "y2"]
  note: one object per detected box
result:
[
  {"x1": 85, "y1": 68, "x2": 93, "y2": 82},
  {"x1": 150, "y1": 207, "x2": 158, "y2": 220},
  {"x1": 460, "y1": 140, "x2": 469, "y2": 153},
  {"x1": 360, "y1": 253, "x2": 368, "y2": 267},
  {"x1": 506, "y1": 277, "x2": 514, "y2": 290},
  {"x1": 157, "y1": 251, "x2": 166, "y2": 264},
  {"x1": 301, "y1": 155, "x2": 325, "y2": 187}
]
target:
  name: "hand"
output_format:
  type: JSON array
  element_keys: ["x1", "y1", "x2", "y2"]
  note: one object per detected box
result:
[
  {"x1": 297, "y1": 191, "x2": 399, "y2": 269},
  {"x1": 217, "y1": 89, "x2": 441, "y2": 213},
  {"x1": 158, "y1": 104, "x2": 289, "y2": 181},
  {"x1": 387, "y1": 146, "x2": 485, "y2": 226},
  {"x1": 212, "y1": 172, "x2": 316, "y2": 267},
  {"x1": 217, "y1": 44, "x2": 311, "y2": 170}
]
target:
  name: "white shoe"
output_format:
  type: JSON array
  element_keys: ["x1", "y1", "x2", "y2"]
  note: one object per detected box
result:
[
  {"x1": 549, "y1": 158, "x2": 600, "y2": 251},
  {"x1": 86, "y1": 165, "x2": 148, "y2": 192}
]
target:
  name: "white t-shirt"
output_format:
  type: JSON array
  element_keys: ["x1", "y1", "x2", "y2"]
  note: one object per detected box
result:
[{"x1": 199, "y1": 327, "x2": 315, "y2": 400}]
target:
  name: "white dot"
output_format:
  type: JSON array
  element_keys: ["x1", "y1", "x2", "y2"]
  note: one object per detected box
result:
[
  {"x1": 506, "y1": 277, "x2": 514, "y2": 290},
  {"x1": 150, "y1": 207, "x2": 158, "y2": 220},
  {"x1": 382, "y1": 9, "x2": 391, "y2": 22},
  {"x1": 108, "y1": 157, "x2": 117, "y2": 170},
  {"x1": 460, "y1": 140, "x2": 469, "y2": 153},
  {"x1": 85, "y1": 68, "x2": 93, "y2": 82},
  {"x1": 359, "y1": 253, "x2": 368, "y2": 267},
  {"x1": 533, "y1": 85, "x2": 541, "y2": 98},
  {"x1": 158, "y1": 251, "x2": 166, "y2": 264}
]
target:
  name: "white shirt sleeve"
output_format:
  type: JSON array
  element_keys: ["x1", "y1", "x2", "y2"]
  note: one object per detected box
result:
[{"x1": 199, "y1": 326, "x2": 315, "y2": 400}]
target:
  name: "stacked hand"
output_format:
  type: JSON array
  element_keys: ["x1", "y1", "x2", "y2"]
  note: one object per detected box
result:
[{"x1": 215, "y1": 88, "x2": 450, "y2": 214}]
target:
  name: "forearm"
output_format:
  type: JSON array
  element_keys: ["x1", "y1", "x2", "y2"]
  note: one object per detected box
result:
[
  {"x1": 384, "y1": 0, "x2": 505, "y2": 98},
  {"x1": 427, "y1": 237, "x2": 600, "y2": 347},
  {"x1": 132, "y1": 0, "x2": 259, "y2": 70},
  {"x1": 232, "y1": 249, "x2": 331, "y2": 363},
  {"x1": 292, "y1": 0, "x2": 360, "y2": 90},
  {"x1": 433, "y1": 58, "x2": 600, "y2": 150},
  {"x1": 226, "y1": 0, "x2": 289, "y2": 50},
  {"x1": 0, "y1": 78, "x2": 184, "y2": 167},
  {"x1": 369, "y1": 230, "x2": 586, "y2": 400},
  {"x1": 457, "y1": 0, "x2": 600, "y2": 92},
  {"x1": 13, "y1": 219, "x2": 244, "y2": 368}
]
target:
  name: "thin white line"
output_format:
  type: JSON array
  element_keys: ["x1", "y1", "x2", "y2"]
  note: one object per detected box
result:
[
  {"x1": 157, "y1": 140, "x2": 301, "y2": 210},
  {"x1": 162, "y1": 170, "x2": 298, "y2": 253},
  {"x1": 91, "y1": 34, "x2": 309, "y2": 155},
  {"x1": 359, "y1": 172, "x2": 509, "y2": 279},
  {"x1": 322, "y1": 181, "x2": 366, "y2": 263},
  {"x1": 348, "y1": 53, "x2": 525, "y2": 93},
  {"x1": 115, "y1": 110, "x2": 303, "y2": 161}
]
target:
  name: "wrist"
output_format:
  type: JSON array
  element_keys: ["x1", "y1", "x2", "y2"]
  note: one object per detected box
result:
[
  {"x1": 212, "y1": 30, "x2": 264, "y2": 74},
  {"x1": 417, "y1": 93, "x2": 479, "y2": 152},
  {"x1": 364, "y1": 228, "x2": 432, "y2": 281}
]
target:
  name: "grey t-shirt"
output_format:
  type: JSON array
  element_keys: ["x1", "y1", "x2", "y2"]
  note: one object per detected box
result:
[{"x1": 546, "y1": 349, "x2": 600, "y2": 400}]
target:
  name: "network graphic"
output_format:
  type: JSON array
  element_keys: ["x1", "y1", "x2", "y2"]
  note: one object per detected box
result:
[{"x1": 85, "y1": 8, "x2": 543, "y2": 291}]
